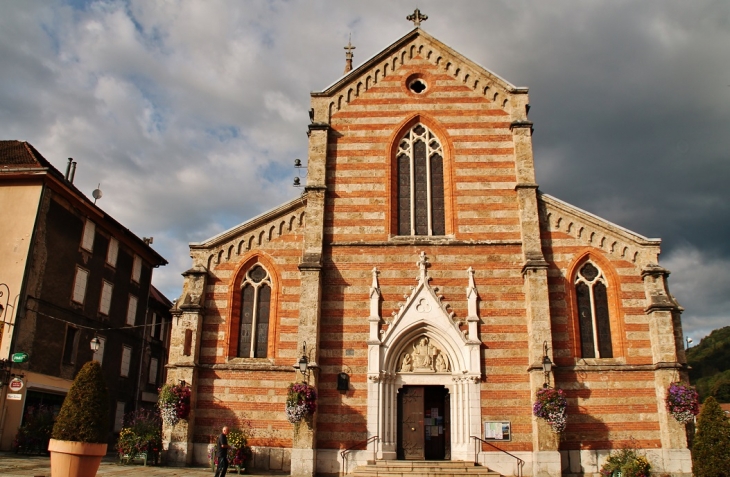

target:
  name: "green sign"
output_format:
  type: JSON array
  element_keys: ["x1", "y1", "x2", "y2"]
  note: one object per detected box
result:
[{"x1": 11, "y1": 352, "x2": 28, "y2": 363}]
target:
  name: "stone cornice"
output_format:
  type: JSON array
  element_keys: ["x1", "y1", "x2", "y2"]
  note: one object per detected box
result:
[
  {"x1": 202, "y1": 362, "x2": 295, "y2": 372},
  {"x1": 330, "y1": 239, "x2": 522, "y2": 247},
  {"x1": 552, "y1": 362, "x2": 687, "y2": 373}
]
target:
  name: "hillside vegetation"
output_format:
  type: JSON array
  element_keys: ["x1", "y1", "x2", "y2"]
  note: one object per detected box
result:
[{"x1": 687, "y1": 326, "x2": 730, "y2": 403}]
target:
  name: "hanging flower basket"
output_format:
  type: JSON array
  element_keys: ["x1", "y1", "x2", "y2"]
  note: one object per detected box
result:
[
  {"x1": 157, "y1": 383, "x2": 191, "y2": 427},
  {"x1": 533, "y1": 387, "x2": 567, "y2": 433},
  {"x1": 665, "y1": 381, "x2": 699, "y2": 424},
  {"x1": 285, "y1": 382, "x2": 317, "y2": 424}
]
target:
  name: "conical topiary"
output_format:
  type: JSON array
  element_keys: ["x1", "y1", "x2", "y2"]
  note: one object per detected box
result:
[
  {"x1": 691, "y1": 396, "x2": 730, "y2": 477},
  {"x1": 52, "y1": 361, "x2": 110, "y2": 443}
]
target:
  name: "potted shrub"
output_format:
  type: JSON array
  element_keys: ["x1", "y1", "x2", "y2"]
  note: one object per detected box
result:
[{"x1": 48, "y1": 360, "x2": 110, "y2": 477}]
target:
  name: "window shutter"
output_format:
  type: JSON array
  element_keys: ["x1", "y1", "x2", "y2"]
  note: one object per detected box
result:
[
  {"x1": 149, "y1": 358, "x2": 158, "y2": 384},
  {"x1": 132, "y1": 255, "x2": 142, "y2": 282},
  {"x1": 99, "y1": 281, "x2": 113, "y2": 315},
  {"x1": 126, "y1": 295, "x2": 138, "y2": 325},
  {"x1": 107, "y1": 237, "x2": 119, "y2": 267},
  {"x1": 120, "y1": 346, "x2": 131, "y2": 377},
  {"x1": 151, "y1": 312, "x2": 158, "y2": 338},
  {"x1": 114, "y1": 401, "x2": 125, "y2": 432},
  {"x1": 72, "y1": 267, "x2": 88, "y2": 304},
  {"x1": 81, "y1": 219, "x2": 95, "y2": 251}
]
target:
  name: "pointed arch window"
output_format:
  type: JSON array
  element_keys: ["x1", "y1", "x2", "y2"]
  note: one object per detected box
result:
[
  {"x1": 575, "y1": 261, "x2": 613, "y2": 358},
  {"x1": 397, "y1": 123, "x2": 445, "y2": 236},
  {"x1": 238, "y1": 265, "x2": 271, "y2": 358}
]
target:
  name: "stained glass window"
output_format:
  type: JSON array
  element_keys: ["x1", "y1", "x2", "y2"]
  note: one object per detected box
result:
[
  {"x1": 238, "y1": 265, "x2": 272, "y2": 358},
  {"x1": 397, "y1": 123, "x2": 445, "y2": 236},
  {"x1": 575, "y1": 261, "x2": 613, "y2": 358}
]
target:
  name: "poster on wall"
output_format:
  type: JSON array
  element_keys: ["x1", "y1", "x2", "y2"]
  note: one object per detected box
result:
[{"x1": 483, "y1": 421, "x2": 511, "y2": 441}]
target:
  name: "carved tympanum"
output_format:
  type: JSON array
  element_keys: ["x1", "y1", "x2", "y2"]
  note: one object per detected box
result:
[{"x1": 398, "y1": 336, "x2": 450, "y2": 373}]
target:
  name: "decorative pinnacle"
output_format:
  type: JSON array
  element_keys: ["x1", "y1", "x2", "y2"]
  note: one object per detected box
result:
[
  {"x1": 344, "y1": 33, "x2": 356, "y2": 74},
  {"x1": 407, "y1": 8, "x2": 428, "y2": 27}
]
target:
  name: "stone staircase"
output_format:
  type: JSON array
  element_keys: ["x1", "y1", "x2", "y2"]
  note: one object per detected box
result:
[{"x1": 351, "y1": 460, "x2": 504, "y2": 477}]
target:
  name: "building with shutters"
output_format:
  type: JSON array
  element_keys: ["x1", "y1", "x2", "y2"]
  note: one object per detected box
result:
[
  {"x1": 163, "y1": 15, "x2": 692, "y2": 477},
  {"x1": 0, "y1": 140, "x2": 170, "y2": 449}
]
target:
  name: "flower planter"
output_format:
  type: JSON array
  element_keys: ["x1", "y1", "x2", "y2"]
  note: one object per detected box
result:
[{"x1": 48, "y1": 439, "x2": 107, "y2": 477}]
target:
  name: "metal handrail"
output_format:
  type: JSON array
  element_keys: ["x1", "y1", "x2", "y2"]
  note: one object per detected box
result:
[
  {"x1": 470, "y1": 435, "x2": 524, "y2": 477},
  {"x1": 340, "y1": 435, "x2": 379, "y2": 475}
]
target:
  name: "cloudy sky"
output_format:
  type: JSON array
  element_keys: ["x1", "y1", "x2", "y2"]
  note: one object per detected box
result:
[{"x1": 2, "y1": 1, "x2": 728, "y2": 341}]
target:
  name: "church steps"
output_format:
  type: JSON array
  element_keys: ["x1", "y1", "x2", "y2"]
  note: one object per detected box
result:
[{"x1": 351, "y1": 460, "x2": 503, "y2": 477}]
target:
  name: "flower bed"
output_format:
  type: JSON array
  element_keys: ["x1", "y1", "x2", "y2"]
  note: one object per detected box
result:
[
  {"x1": 532, "y1": 387, "x2": 567, "y2": 433},
  {"x1": 13, "y1": 405, "x2": 55, "y2": 455},
  {"x1": 600, "y1": 447, "x2": 651, "y2": 477},
  {"x1": 210, "y1": 428, "x2": 251, "y2": 473},
  {"x1": 665, "y1": 381, "x2": 699, "y2": 424},
  {"x1": 157, "y1": 383, "x2": 191, "y2": 426},
  {"x1": 285, "y1": 382, "x2": 317, "y2": 424},
  {"x1": 116, "y1": 409, "x2": 162, "y2": 465}
]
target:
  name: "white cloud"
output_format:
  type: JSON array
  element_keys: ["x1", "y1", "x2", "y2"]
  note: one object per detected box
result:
[{"x1": 662, "y1": 246, "x2": 730, "y2": 340}]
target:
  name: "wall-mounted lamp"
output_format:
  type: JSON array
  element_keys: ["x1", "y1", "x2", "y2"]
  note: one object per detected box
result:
[
  {"x1": 294, "y1": 341, "x2": 309, "y2": 375},
  {"x1": 179, "y1": 379, "x2": 187, "y2": 387},
  {"x1": 90, "y1": 336, "x2": 101, "y2": 352},
  {"x1": 542, "y1": 341, "x2": 553, "y2": 388},
  {"x1": 337, "y1": 372, "x2": 350, "y2": 392}
]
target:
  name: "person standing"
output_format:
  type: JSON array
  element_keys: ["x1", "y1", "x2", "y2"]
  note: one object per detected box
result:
[{"x1": 214, "y1": 426, "x2": 230, "y2": 477}]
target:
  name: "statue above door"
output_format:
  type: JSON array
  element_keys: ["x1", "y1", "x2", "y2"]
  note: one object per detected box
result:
[{"x1": 398, "y1": 336, "x2": 451, "y2": 373}]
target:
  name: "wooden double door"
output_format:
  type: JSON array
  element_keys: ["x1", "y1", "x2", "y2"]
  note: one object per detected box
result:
[{"x1": 397, "y1": 386, "x2": 450, "y2": 460}]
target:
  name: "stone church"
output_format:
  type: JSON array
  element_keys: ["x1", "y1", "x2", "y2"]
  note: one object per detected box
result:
[{"x1": 163, "y1": 12, "x2": 691, "y2": 477}]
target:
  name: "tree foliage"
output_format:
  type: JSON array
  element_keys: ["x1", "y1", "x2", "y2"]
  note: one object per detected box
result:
[
  {"x1": 687, "y1": 326, "x2": 730, "y2": 402},
  {"x1": 51, "y1": 360, "x2": 110, "y2": 443},
  {"x1": 692, "y1": 397, "x2": 730, "y2": 477}
]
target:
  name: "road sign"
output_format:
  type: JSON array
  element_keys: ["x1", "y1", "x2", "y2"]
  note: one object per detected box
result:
[
  {"x1": 11, "y1": 352, "x2": 28, "y2": 363},
  {"x1": 9, "y1": 377, "x2": 23, "y2": 391}
]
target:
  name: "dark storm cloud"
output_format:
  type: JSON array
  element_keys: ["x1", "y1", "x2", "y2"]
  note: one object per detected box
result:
[{"x1": 0, "y1": 0, "x2": 726, "y2": 339}]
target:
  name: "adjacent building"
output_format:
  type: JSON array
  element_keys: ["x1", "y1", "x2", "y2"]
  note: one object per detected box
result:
[
  {"x1": 0, "y1": 140, "x2": 170, "y2": 449},
  {"x1": 163, "y1": 18, "x2": 691, "y2": 477}
]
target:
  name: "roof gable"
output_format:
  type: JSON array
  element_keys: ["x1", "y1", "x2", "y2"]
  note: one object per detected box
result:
[{"x1": 312, "y1": 28, "x2": 528, "y2": 122}]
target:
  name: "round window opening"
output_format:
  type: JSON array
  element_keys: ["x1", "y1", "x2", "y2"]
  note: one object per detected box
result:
[{"x1": 409, "y1": 79, "x2": 427, "y2": 94}]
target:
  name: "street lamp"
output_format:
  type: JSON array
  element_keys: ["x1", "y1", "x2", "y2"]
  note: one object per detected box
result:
[
  {"x1": 542, "y1": 341, "x2": 553, "y2": 388},
  {"x1": 686, "y1": 337, "x2": 693, "y2": 349}
]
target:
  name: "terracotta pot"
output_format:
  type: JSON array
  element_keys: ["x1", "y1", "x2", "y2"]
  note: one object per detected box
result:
[{"x1": 48, "y1": 439, "x2": 108, "y2": 477}]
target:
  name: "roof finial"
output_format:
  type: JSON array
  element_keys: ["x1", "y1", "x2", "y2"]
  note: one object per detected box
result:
[
  {"x1": 407, "y1": 8, "x2": 428, "y2": 28},
  {"x1": 344, "y1": 33, "x2": 356, "y2": 74}
]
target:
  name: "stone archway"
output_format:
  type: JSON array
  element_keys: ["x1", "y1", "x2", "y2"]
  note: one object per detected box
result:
[{"x1": 365, "y1": 252, "x2": 482, "y2": 462}]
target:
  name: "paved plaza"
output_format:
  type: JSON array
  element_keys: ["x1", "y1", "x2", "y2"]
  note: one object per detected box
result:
[{"x1": 0, "y1": 452, "x2": 287, "y2": 477}]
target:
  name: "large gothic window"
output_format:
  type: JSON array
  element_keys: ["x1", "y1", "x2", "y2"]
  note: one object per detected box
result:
[
  {"x1": 575, "y1": 261, "x2": 613, "y2": 358},
  {"x1": 397, "y1": 123, "x2": 445, "y2": 236},
  {"x1": 238, "y1": 265, "x2": 271, "y2": 358}
]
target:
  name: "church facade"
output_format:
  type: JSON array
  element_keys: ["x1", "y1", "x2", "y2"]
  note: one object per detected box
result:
[{"x1": 163, "y1": 21, "x2": 691, "y2": 477}]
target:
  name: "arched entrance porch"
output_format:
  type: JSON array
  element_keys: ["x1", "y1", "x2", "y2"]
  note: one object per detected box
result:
[{"x1": 365, "y1": 253, "x2": 482, "y2": 462}]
